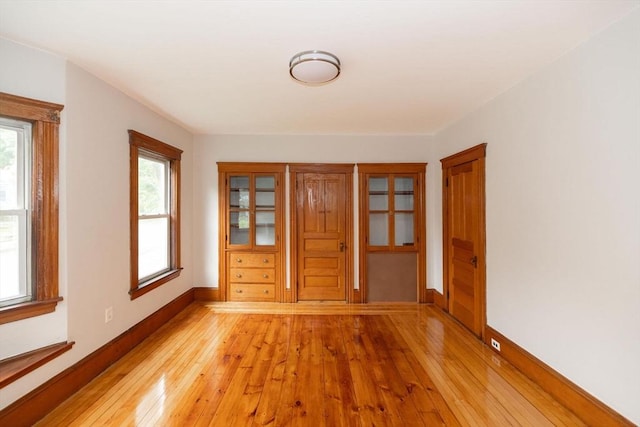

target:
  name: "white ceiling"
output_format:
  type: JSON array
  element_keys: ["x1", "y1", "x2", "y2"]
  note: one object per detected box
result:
[{"x1": 1, "y1": 1, "x2": 638, "y2": 135}]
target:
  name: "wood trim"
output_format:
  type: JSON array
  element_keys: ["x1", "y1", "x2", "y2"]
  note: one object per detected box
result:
[
  {"x1": 289, "y1": 163, "x2": 355, "y2": 173},
  {"x1": 129, "y1": 130, "x2": 183, "y2": 300},
  {"x1": 289, "y1": 164, "x2": 355, "y2": 303},
  {"x1": 217, "y1": 162, "x2": 287, "y2": 173},
  {"x1": 0, "y1": 92, "x2": 63, "y2": 324},
  {"x1": 425, "y1": 288, "x2": 435, "y2": 303},
  {"x1": 129, "y1": 269, "x2": 182, "y2": 300},
  {"x1": 0, "y1": 298, "x2": 62, "y2": 325},
  {"x1": 417, "y1": 167, "x2": 427, "y2": 303},
  {"x1": 0, "y1": 342, "x2": 74, "y2": 388},
  {"x1": 0, "y1": 289, "x2": 194, "y2": 427},
  {"x1": 0, "y1": 92, "x2": 63, "y2": 124},
  {"x1": 484, "y1": 326, "x2": 634, "y2": 427},
  {"x1": 193, "y1": 287, "x2": 221, "y2": 301},
  {"x1": 432, "y1": 289, "x2": 446, "y2": 309},
  {"x1": 218, "y1": 167, "x2": 228, "y2": 302},
  {"x1": 440, "y1": 143, "x2": 487, "y2": 169}
]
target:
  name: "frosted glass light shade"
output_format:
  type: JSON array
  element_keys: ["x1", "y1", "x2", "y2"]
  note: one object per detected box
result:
[{"x1": 289, "y1": 50, "x2": 340, "y2": 84}]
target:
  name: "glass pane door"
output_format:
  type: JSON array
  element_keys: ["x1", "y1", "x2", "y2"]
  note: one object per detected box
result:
[
  {"x1": 229, "y1": 175, "x2": 250, "y2": 245},
  {"x1": 254, "y1": 175, "x2": 276, "y2": 246}
]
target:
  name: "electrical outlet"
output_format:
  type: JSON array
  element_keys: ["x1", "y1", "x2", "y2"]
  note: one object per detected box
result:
[
  {"x1": 105, "y1": 307, "x2": 113, "y2": 323},
  {"x1": 491, "y1": 338, "x2": 501, "y2": 351}
]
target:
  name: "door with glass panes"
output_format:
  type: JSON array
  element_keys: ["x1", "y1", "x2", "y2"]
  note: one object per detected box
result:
[
  {"x1": 359, "y1": 164, "x2": 426, "y2": 302},
  {"x1": 218, "y1": 163, "x2": 285, "y2": 302}
]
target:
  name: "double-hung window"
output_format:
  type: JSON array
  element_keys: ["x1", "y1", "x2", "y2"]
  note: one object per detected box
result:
[
  {"x1": 129, "y1": 130, "x2": 182, "y2": 299},
  {"x1": 0, "y1": 117, "x2": 31, "y2": 307},
  {"x1": 0, "y1": 92, "x2": 63, "y2": 324}
]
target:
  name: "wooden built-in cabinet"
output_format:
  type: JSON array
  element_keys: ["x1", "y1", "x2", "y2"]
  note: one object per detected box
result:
[
  {"x1": 358, "y1": 163, "x2": 427, "y2": 302},
  {"x1": 218, "y1": 163, "x2": 285, "y2": 302}
]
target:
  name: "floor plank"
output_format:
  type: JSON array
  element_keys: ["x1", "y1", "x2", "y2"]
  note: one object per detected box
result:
[{"x1": 35, "y1": 302, "x2": 586, "y2": 426}]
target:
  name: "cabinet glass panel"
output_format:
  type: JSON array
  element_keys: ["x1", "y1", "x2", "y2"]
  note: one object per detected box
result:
[
  {"x1": 255, "y1": 211, "x2": 275, "y2": 245},
  {"x1": 368, "y1": 177, "x2": 388, "y2": 211},
  {"x1": 229, "y1": 176, "x2": 250, "y2": 209},
  {"x1": 394, "y1": 212, "x2": 414, "y2": 246},
  {"x1": 229, "y1": 211, "x2": 250, "y2": 245},
  {"x1": 394, "y1": 177, "x2": 414, "y2": 211},
  {"x1": 369, "y1": 213, "x2": 389, "y2": 246}
]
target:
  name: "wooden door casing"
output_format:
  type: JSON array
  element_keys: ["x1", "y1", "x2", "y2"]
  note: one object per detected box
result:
[
  {"x1": 289, "y1": 164, "x2": 355, "y2": 302},
  {"x1": 441, "y1": 144, "x2": 487, "y2": 338}
]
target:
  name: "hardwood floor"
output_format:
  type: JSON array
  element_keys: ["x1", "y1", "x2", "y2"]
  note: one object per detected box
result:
[{"x1": 37, "y1": 303, "x2": 585, "y2": 426}]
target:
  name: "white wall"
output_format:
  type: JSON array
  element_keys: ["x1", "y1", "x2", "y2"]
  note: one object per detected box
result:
[
  {"x1": 192, "y1": 135, "x2": 432, "y2": 290},
  {"x1": 0, "y1": 37, "x2": 69, "y2": 374},
  {"x1": 432, "y1": 9, "x2": 640, "y2": 423},
  {"x1": 0, "y1": 39, "x2": 194, "y2": 410}
]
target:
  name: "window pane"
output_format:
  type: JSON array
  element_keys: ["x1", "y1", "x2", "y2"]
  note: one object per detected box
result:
[
  {"x1": 138, "y1": 157, "x2": 167, "y2": 215},
  {"x1": 369, "y1": 213, "x2": 389, "y2": 246},
  {"x1": 0, "y1": 124, "x2": 26, "y2": 210},
  {"x1": 230, "y1": 211, "x2": 250, "y2": 245},
  {"x1": 394, "y1": 212, "x2": 414, "y2": 246},
  {"x1": 0, "y1": 214, "x2": 29, "y2": 303},
  {"x1": 369, "y1": 177, "x2": 388, "y2": 211},
  {"x1": 255, "y1": 211, "x2": 275, "y2": 246},
  {"x1": 229, "y1": 176, "x2": 250, "y2": 209},
  {"x1": 138, "y1": 217, "x2": 169, "y2": 280},
  {"x1": 394, "y1": 177, "x2": 414, "y2": 211}
]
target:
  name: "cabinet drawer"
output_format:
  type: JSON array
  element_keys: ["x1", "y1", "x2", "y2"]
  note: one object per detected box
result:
[
  {"x1": 230, "y1": 284, "x2": 275, "y2": 301},
  {"x1": 229, "y1": 253, "x2": 275, "y2": 268},
  {"x1": 229, "y1": 268, "x2": 275, "y2": 283}
]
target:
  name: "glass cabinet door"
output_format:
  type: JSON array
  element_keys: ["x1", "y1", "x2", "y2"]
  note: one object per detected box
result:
[
  {"x1": 393, "y1": 176, "x2": 414, "y2": 247},
  {"x1": 366, "y1": 174, "x2": 416, "y2": 250},
  {"x1": 368, "y1": 176, "x2": 389, "y2": 246},
  {"x1": 229, "y1": 175, "x2": 250, "y2": 245},
  {"x1": 254, "y1": 175, "x2": 276, "y2": 246}
]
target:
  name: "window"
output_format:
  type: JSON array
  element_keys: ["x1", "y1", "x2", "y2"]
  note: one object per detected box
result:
[
  {"x1": 0, "y1": 92, "x2": 63, "y2": 324},
  {"x1": 129, "y1": 130, "x2": 182, "y2": 299}
]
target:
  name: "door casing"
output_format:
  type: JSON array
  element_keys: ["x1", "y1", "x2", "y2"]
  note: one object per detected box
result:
[{"x1": 288, "y1": 164, "x2": 355, "y2": 303}]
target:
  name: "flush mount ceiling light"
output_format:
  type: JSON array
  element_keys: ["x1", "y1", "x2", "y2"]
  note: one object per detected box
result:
[{"x1": 289, "y1": 50, "x2": 341, "y2": 85}]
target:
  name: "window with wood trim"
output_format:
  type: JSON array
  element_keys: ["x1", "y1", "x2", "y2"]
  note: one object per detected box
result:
[
  {"x1": 129, "y1": 130, "x2": 182, "y2": 299},
  {"x1": 0, "y1": 92, "x2": 63, "y2": 324}
]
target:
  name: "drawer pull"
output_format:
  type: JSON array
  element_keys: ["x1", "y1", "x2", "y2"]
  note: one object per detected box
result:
[
  {"x1": 263, "y1": 258, "x2": 269, "y2": 263},
  {"x1": 236, "y1": 273, "x2": 242, "y2": 278},
  {"x1": 263, "y1": 274, "x2": 269, "y2": 278},
  {"x1": 236, "y1": 258, "x2": 242, "y2": 263},
  {"x1": 264, "y1": 289, "x2": 269, "y2": 294},
  {"x1": 236, "y1": 289, "x2": 243, "y2": 293}
]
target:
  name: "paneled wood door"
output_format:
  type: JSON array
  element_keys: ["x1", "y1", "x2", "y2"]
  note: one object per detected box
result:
[
  {"x1": 290, "y1": 164, "x2": 354, "y2": 301},
  {"x1": 441, "y1": 144, "x2": 487, "y2": 337}
]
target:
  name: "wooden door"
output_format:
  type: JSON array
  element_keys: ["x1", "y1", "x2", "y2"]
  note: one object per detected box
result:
[
  {"x1": 441, "y1": 144, "x2": 486, "y2": 337},
  {"x1": 295, "y1": 171, "x2": 349, "y2": 301}
]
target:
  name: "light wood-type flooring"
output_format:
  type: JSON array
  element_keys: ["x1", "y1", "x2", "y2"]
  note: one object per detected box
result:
[{"x1": 37, "y1": 302, "x2": 585, "y2": 426}]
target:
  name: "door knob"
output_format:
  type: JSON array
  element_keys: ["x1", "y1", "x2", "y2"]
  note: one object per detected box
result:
[
  {"x1": 339, "y1": 242, "x2": 345, "y2": 252},
  {"x1": 470, "y1": 256, "x2": 478, "y2": 268}
]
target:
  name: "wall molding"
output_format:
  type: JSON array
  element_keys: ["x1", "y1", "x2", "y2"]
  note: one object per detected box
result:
[
  {"x1": 426, "y1": 288, "x2": 446, "y2": 309},
  {"x1": 0, "y1": 289, "x2": 194, "y2": 427},
  {"x1": 193, "y1": 286, "x2": 220, "y2": 301},
  {"x1": 484, "y1": 326, "x2": 633, "y2": 427}
]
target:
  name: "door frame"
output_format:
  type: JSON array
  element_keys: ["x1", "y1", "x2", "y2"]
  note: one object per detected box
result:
[
  {"x1": 288, "y1": 163, "x2": 355, "y2": 303},
  {"x1": 441, "y1": 143, "x2": 487, "y2": 338},
  {"x1": 357, "y1": 163, "x2": 427, "y2": 303}
]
